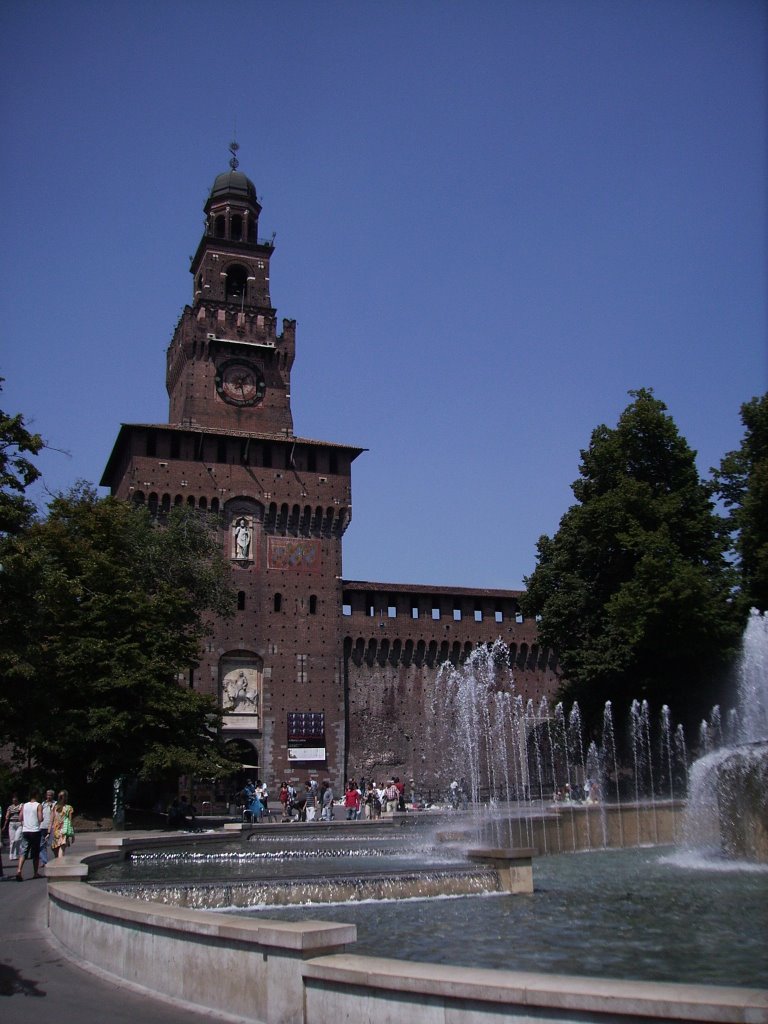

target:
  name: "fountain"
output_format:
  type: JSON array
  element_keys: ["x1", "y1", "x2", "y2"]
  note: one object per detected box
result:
[
  {"x1": 425, "y1": 639, "x2": 687, "y2": 853},
  {"x1": 46, "y1": 616, "x2": 768, "y2": 1019},
  {"x1": 82, "y1": 822, "x2": 767, "y2": 988},
  {"x1": 88, "y1": 827, "x2": 534, "y2": 906},
  {"x1": 682, "y1": 608, "x2": 768, "y2": 862}
]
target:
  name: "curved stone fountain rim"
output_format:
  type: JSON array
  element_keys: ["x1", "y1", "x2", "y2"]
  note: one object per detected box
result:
[{"x1": 43, "y1": 826, "x2": 768, "y2": 1024}]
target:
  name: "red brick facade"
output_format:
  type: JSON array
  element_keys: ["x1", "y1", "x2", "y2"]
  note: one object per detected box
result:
[{"x1": 101, "y1": 162, "x2": 560, "y2": 800}]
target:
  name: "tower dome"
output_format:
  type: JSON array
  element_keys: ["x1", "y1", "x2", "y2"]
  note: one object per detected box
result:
[
  {"x1": 208, "y1": 141, "x2": 257, "y2": 204},
  {"x1": 209, "y1": 169, "x2": 257, "y2": 204}
]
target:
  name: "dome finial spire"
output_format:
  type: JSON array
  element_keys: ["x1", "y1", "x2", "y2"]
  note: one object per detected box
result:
[{"x1": 228, "y1": 139, "x2": 240, "y2": 171}]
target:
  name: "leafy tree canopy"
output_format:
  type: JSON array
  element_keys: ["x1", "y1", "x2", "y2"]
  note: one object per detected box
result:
[
  {"x1": 712, "y1": 392, "x2": 768, "y2": 612},
  {"x1": 0, "y1": 378, "x2": 44, "y2": 535},
  {"x1": 0, "y1": 484, "x2": 238, "y2": 799},
  {"x1": 521, "y1": 389, "x2": 741, "y2": 731}
]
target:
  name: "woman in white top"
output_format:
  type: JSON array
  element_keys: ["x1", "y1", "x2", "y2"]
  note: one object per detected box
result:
[{"x1": 4, "y1": 794, "x2": 23, "y2": 868}]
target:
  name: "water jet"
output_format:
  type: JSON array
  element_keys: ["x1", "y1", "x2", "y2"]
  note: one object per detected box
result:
[{"x1": 682, "y1": 609, "x2": 768, "y2": 863}]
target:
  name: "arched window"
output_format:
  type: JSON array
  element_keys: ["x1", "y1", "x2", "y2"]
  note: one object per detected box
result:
[
  {"x1": 225, "y1": 264, "x2": 248, "y2": 302},
  {"x1": 230, "y1": 214, "x2": 243, "y2": 240},
  {"x1": 214, "y1": 214, "x2": 225, "y2": 238}
]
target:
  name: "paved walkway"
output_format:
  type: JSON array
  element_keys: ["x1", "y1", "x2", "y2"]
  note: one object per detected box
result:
[{"x1": 0, "y1": 837, "x2": 236, "y2": 1024}]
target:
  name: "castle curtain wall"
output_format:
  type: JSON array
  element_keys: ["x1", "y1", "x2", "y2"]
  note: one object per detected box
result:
[{"x1": 342, "y1": 583, "x2": 560, "y2": 792}]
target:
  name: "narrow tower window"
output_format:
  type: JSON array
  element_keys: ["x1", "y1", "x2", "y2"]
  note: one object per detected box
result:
[{"x1": 225, "y1": 264, "x2": 248, "y2": 302}]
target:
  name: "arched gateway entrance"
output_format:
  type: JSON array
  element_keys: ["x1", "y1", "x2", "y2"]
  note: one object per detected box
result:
[{"x1": 223, "y1": 737, "x2": 260, "y2": 812}]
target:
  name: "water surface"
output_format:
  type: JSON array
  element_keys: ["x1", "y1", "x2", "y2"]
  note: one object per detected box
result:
[{"x1": 229, "y1": 846, "x2": 767, "y2": 987}]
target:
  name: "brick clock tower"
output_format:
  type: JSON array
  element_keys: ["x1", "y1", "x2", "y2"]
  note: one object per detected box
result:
[{"x1": 102, "y1": 149, "x2": 363, "y2": 795}]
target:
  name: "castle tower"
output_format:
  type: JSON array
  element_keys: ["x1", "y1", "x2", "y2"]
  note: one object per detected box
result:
[
  {"x1": 166, "y1": 147, "x2": 294, "y2": 435},
  {"x1": 102, "y1": 150, "x2": 364, "y2": 795}
]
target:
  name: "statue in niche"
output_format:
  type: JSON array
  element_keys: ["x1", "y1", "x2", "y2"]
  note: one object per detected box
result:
[
  {"x1": 222, "y1": 668, "x2": 258, "y2": 714},
  {"x1": 233, "y1": 517, "x2": 251, "y2": 560}
]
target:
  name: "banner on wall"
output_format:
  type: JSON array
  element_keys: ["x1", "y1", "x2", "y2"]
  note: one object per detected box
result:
[
  {"x1": 287, "y1": 711, "x2": 325, "y2": 762},
  {"x1": 267, "y1": 537, "x2": 321, "y2": 572}
]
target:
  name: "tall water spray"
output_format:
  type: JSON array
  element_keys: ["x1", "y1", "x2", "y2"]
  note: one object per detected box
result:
[
  {"x1": 682, "y1": 608, "x2": 768, "y2": 863},
  {"x1": 427, "y1": 640, "x2": 693, "y2": 852},
  {"x1": 736, "y1": 608, "x2": 768, "y2": 744}
]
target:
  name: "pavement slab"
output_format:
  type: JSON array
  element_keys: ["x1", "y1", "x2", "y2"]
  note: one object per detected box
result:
[{"x1": 0, "y1": 839, "x2": 243, "y2": 1024}]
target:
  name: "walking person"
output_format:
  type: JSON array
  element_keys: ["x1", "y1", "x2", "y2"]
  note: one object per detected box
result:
[
  {"x1": 384, "y1": 779, "x2": 399, "y2": 815},
  {"x1": 279, "y1": 782, "x2": 291, "y2": 821},
  {"x1": 244, "y1": 781, "x2": 264, "y2": 823},
  {"x1": 343, "y1": 781, "x2": 361, "y2": 820},
  {"x1": 303, "y1": 781, "x2": 316, "y2": 821},
  {"x1": 394, "y1": 776, "x2": 406, "y2": 812},
  {"x1": 4, "y1": 793, "x2": 24, "y2": 873},
  {"x1": 50, "y1": 790, "x2": 75, "y2": 859},
  {"x1": 321, "y1": 780, "x2": 334, "y2": 821},
  {"x1": 365, "y1": 782, "x2": 381, "y2": 819},
  {"x1": 16, "y1": 789, "x2": 44, "y2": 880},
  {"x1": 39, "y1": 789, "x2": 56, "y2": 867}
]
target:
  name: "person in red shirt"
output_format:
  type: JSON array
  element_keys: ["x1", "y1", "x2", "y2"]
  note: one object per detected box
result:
[
  {"x1": 394, "y1": 776, "x2": 406, "y2": 812},
  {"x1": 343, "y1": 781, "x2": 361, "y2": 820}
]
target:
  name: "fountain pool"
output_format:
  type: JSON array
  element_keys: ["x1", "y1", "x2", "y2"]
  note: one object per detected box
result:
[
  {"x1": 80, "y1": 611, "x2": 768, "y2": 1007},
  {"x1": 89, "y1": 829, "x2": 767, "y2": 989},
  {"x1": 239, "y1": 846, "x2": 766, "y2": 988}
]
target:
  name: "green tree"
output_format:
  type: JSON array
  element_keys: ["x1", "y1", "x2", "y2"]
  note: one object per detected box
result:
[
  {"x1": 0, "y1": 485, "x2": 238, "y2": 802},
  {"x1": 521, "y1": 389, "x2": 741, "y2": 732},
  {"x1": 0, "y1": 378, "x2": 44, "y2": 535},
  {"x1": 712, "y1": 393, "x2": 768, "y2": 612}
]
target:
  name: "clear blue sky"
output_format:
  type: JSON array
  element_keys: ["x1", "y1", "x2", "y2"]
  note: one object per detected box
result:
[{"x1": 1, "y1": 1, "x2": 765, "y2": 589}]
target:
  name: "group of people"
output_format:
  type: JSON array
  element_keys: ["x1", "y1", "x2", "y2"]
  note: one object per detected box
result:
[
  {"x1": 241, "y1": 779, "x2": 272, "y2": 821},
  {"x1": 2, "y1": 788, "x2": 75, "y2": 880},
  {"x1": 307, "y1": 777, "x2": 409, "y2": 821},
  {"x1": 554, "y1": 779, "x2": 600, "y2": 804},
  {"x1": 240, "y1": 775, "x2": 409, "y2": 825},
  {"x1": 448, "y1": 779, "x2": 469, "y2": 810},
  {"x1": 278, "y1": 779, "x2": 332, "y2": 822}
]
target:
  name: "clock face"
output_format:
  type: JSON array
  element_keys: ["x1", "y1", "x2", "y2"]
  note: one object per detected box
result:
[{"x1": 216, "y1": 359, "x2": 266, "y2": 407}]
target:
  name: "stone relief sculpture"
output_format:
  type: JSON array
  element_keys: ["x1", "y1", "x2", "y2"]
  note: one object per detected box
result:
[{"x1": 222, "y1": 667, "x2": 259, "y2": 715}]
